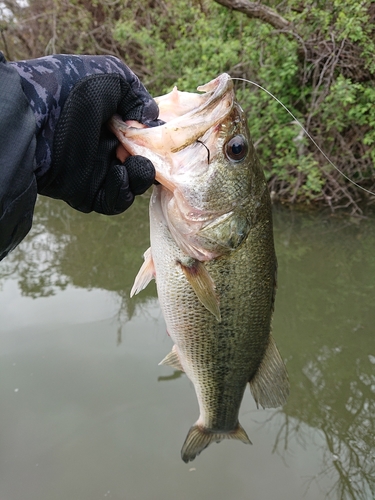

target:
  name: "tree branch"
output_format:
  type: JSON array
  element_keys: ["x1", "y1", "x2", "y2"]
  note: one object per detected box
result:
[{"x1": 214, "y1": 0, "x2": 291, "y2": 31}]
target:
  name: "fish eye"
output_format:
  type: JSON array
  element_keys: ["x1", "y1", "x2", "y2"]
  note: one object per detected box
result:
[{"x1": 225, "y1": 135, "x2": 248, "y2": 162}]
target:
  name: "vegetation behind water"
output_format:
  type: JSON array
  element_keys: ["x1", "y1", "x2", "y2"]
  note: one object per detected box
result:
[{"x1": 1, "y1": 0, "x2": 375, "y2": 213}]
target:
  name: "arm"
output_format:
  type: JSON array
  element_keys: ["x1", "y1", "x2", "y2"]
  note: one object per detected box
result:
[
  {"x1": 0, "y1": 52, "x2": 37, "y2": 260},
  {"x1": 0, "y1": 53, "x2": 161, "y2": 260}
]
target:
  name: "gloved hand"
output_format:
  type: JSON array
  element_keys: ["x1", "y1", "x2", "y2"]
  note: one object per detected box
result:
[{"x1": 10, "y1": 54, "x2": 162, "y2": 214}]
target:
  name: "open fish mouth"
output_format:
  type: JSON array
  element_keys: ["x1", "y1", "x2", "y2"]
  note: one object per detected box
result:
[
  {"x1": 109, "y1": 74, "x2": 244, "y2": 262},
  {"x1": 154, "y1": 72, "x2": 234, "y2": 126},
  {"x1": 108, "y1": 73, "x2": 235, "y2": 188}
]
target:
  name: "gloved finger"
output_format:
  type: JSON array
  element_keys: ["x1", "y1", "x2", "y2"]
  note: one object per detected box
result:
[
  {"x1": 116, "y1": 77, "x2": 160, "y2": 124},
  {"x1": 93, "y1": 162, "x2": 134, "y2": 215},
  {"x1": 125, "y1": 156, "x2": 156, "y2": 195},
  {"x1": 144, "y1": 117, "x2": 166, "y2": 127}
]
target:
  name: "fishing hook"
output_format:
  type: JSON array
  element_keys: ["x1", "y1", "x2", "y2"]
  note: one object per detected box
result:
[{"x1": 196, "y1": 140, "x2": 210, "y2": 164}]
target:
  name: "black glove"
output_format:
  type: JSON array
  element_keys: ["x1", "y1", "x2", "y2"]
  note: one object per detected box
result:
[{"x1": 10, "y1": 54, "x2": 162, "y2": 214}]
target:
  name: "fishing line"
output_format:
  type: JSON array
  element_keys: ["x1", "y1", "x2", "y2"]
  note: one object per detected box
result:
[{"x1": 231, "y1": 77, "x2": 375, "y2": 198}]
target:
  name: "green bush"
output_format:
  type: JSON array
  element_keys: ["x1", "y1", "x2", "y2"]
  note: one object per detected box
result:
[{"x1": 2, "y1": 0, "x2": 375, "y2": 212}]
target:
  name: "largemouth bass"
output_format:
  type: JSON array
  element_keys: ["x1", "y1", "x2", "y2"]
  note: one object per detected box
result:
[{"x1": 109, "y1": 74, "x2": 289, "y2": 462}]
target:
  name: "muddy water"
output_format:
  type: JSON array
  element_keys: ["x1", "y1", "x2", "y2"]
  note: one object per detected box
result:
[{"x1": 0, "y1": 196, "x2": 374, "y2": 500}]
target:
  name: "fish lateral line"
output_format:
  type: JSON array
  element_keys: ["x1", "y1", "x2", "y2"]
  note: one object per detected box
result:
[{"x1": 231, "y1": 77, "x2": 375, "y2": 198}]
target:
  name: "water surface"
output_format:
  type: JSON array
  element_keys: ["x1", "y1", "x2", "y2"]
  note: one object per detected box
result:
[{"x1": 0, "y1": 196, "x2": 374, "y2": 500}]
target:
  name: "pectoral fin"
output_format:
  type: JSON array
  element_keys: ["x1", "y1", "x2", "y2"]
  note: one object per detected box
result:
[
  {"x1": 249, "y1": 335, "x2": 290, "y2": 408},
  {"x1": 178, "y1": 260, "x2": 221, "y2": 322},
  {"x1": 159, "y1": 345, "x2": 184, "y2": 372},
  {"x1": 130, "y1": 248, "x2": 155, "y2": 297}
]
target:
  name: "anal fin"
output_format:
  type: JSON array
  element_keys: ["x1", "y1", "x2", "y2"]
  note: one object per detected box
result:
[
  {"x1": 178, "y1": 259, "x2": 221, "y2": 322},
  {"x1": 130, "y1": 247, "x2": 155, "y2": 297},
  {"x1": 249, "y1": 334, "x2": 290, "y2": 409}
]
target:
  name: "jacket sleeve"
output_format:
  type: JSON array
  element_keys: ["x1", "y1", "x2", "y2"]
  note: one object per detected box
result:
[{"x1": 0, "y1": 52, "x2": 37, "y2": 260}]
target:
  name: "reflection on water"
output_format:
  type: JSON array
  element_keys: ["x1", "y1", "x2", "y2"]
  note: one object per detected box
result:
[
  {"x1": 2, "y1": 196, "x2": 157, "y2": 324},
  {"x1": 272, "y1": 209, "x2": 375, "y2": 500},
  {"x1": 0, "y1": 196, "x2": 374, "y2": 500},
  {"x1": 158, "y1": 370, "x2": 184, "y2": 382}
]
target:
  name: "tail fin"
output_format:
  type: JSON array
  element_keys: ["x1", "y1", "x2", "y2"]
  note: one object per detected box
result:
[{"x1": 181, "y1": 423, "x2": 251, "y2": 463}]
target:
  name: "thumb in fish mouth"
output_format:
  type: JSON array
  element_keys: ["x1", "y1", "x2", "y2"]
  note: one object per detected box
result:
[{"x1": 112, "y1": 116, "x2": 149, "y2": 163}]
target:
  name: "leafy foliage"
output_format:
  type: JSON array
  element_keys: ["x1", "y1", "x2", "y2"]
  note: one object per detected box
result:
[{"x1": 1, "y1": 0, "x2": 375, "y2": 212}]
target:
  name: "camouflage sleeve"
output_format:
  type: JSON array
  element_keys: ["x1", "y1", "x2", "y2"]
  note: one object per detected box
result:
[
  {"x1": 9, "y1": 55, "x2": 161, "y2": 180},
  {"x1": 8, "y1": 54, "x2": 162, "y2": 216},
  {"x1": 0, "y1": 52, "x2": 37, "y2": 261}
]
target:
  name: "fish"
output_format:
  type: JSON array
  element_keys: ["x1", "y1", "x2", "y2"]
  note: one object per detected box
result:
[{"x1": 109, "y1": 74, "x2": 289, "y2": 463}]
